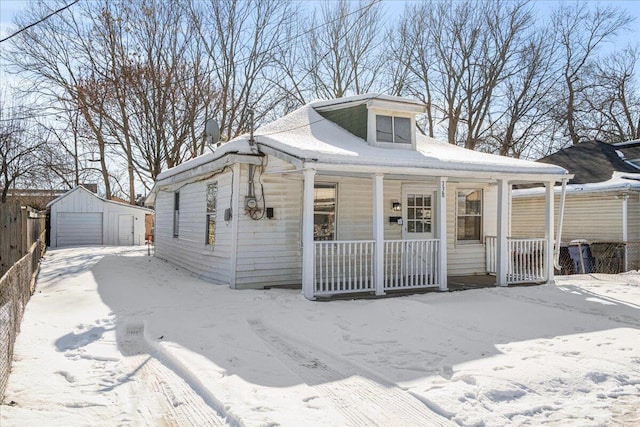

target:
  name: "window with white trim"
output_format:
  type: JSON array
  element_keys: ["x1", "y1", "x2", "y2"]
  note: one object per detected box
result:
[
  {"x1": 376, "y1": 115, "x2": 411, "y2": 144},
  {"x1": 173, "y1": 192, "x2": 180, "y2": 237},
  {"x1": 457, "y1": 189, "x2": 482, "y2": 241},
  {"x1": 314, "y1": 183, "x2": 336, "y2": 241},
  {"x1": 206, "y1": 183, "x2": 217, "y2": 245}
]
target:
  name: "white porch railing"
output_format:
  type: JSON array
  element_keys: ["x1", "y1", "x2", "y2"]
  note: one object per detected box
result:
[
  {"x1": 314, "y1": 239, "x2": 439, "y2": 297},
  {"x1": 486, "y1": 236, "x2": 546, "y2": 284},
  {"x1": 314, "y1": 240, "x2": 375, "y2": 296},
  {"x1": 384, "y1": 240, "x2": 439, "y2": 290}
]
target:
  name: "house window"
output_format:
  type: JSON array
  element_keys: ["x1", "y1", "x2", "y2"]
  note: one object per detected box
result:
[
  {"x1": 173, "y1": 192, "x2": 180, "y2": 237},
  {"x1": 376, "y1": 115, "x2": 411, "y2": 144},
  {"x1": 206, "y1": 183, "x2": 217, "y2": 245},
  {"x1": 457, "y1": 189, "x2": 482, "y2": 241},
  {"x1": 314, "y1": 183, "x2": 336, "y2": 240}
]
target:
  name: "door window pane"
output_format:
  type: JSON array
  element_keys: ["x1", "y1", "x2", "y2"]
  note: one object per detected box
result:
[{"x1": 406, "y1": 193, "x2": 431, "y2": 234}]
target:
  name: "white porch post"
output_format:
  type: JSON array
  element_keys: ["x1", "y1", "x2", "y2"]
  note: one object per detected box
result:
[
  {"x1": 496, "y1": 179, "x2": 509, "y2": 286},
  {"x1": 302, "y1": 168, "x2": 316, "y2": 300},
  {"x1": 373, "y1": 174, "x2": 385, "y2": 296},
  {"x1": 544, "y1": 181, "x2": 555, "y2": 283},
  {"x1": 436, "y1": 177, "x2": 448, "y2": 291}
]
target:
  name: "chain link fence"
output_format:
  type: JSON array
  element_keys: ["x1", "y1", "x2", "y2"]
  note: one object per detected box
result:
[
  {"x1": 0, "y1": 236, "x2": 45, "y2": 399},
  {"x1": 557, "y1": 241, "x2": 640, "y2": 275}
]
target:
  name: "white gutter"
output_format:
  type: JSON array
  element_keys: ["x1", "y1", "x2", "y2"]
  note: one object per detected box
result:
[
  {"x1": 309, "y1": 162, "x2": 568, "y2": 183},
  {"x1": 554, "y1": 178, "x2": 568, "y2": 270}
]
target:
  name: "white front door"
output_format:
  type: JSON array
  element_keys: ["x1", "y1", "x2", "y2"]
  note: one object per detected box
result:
[
  {"x1": 401, "y1": 185, "x2": 435, "y2": 240},
  {"x1": 118, "y1": 215, "x2": 134, "y2": 245}
]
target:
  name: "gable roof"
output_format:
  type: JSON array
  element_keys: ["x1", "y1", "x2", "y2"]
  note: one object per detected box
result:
[
  {"x1": 46, "y1": 186, "x2": 153, "y2": 212},
  {"x1": 157, "y1": 96, "x2": 568, "y2": 184},
  {"x1": 536, "y1": 140, "x2": 640, "y2": 184}
]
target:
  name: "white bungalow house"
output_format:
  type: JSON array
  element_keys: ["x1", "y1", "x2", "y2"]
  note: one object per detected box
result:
[
  {"x1": 149, "y1": 94, "x2": 570, "y2": 300},
  {"x1": 512, "y1": 140, "x2": 640, "y2": 272}
]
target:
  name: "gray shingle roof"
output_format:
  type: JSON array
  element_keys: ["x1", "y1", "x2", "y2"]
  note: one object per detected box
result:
[{"x1": 536, "y1": 141, "x2": 640, "y2": 184}]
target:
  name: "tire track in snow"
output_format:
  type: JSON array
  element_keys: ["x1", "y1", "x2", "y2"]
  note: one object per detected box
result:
[
  {"x1": 249, "y1": 319, "x2": 455, "y2": 427},
  {"x1": 119, "y1": 322, "x2": 228, "y2": 427}
]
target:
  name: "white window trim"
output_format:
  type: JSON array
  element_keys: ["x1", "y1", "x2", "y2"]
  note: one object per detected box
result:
[
  {"x1": 366, "y1": 107, "x2": 416, "y2": 150},
  {"x1": 173, "y1": 191, "x2": 180, "y2": 238},
  {"x1": 313, "y1": 181, "x2": 338, "y2": 241},
  {"x1": 455, "y1": 187, "x2": 483, "y2": 244},
  {"x1": 206, "y1": 182, "x2": 217, "y2": 246}
]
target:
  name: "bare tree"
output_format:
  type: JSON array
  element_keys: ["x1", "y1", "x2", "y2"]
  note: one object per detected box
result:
[
  {"x1": 189, "y1": 0, "x2": 297, "y2": 140},
  {"x1": 0, "y1": 96, "x2": 48, "y2": 202},
  {"x1": 488, "y1": 27, "x2": 561, "y2": 157},
  {"x1": 552, "y1": 2, "x2": 633, "y2": 145},
  {"x1": 583, "y1": 48, "x2": 640, "y2": 142}
]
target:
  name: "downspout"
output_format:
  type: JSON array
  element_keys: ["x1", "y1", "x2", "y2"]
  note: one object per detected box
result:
[{"x1": 554, "y1": 178, "x2": 568, "y2": 270}]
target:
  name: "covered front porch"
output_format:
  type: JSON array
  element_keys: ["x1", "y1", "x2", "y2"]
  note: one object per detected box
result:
[{"x1": 300, "y1": 168, "x2": 562, "y2": 300}]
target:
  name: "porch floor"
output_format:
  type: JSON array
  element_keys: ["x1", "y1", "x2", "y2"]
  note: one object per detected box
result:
[{"x1": 311, "y1": 275, "x2": 543, "y2": 301}]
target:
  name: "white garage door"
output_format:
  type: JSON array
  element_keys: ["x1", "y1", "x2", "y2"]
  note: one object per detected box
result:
[{"x1": 57, "y1": 212, "x2": 103, "y2": 246}]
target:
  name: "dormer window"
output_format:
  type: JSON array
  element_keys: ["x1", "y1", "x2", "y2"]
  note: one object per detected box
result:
[
  {"x1": 376, "y1": 115, "x2": 411, "y2": 144},
  {"x1": 312, "y1": 94, "x2": 426, "y2": 151}
]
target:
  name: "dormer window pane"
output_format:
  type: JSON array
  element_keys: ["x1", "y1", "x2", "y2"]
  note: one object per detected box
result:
[
  {"x1": 376, "y1": 115, "x2": 411, "y2": 144},
  {"x1": 376, "y1": 115, "x2": 393, "y2": 142},
  {"x1": 394, "y1": 117, "x2": 411, "y2": 143}
]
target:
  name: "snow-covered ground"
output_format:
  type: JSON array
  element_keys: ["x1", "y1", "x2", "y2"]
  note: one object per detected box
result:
[{"x1": 2, "y1": 247, "x2": 639, "y2": 426}]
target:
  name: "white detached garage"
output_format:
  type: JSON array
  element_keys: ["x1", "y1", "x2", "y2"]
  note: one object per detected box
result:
[{"x1": 47, "y1": 186, "x2": 153, "y2": 247}]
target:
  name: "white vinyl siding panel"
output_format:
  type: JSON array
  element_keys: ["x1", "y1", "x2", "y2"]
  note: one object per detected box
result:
[
  {"x1": 235, "y1": 160, "x2": 303, "y2": 288},
  {"x1": 57, "y1": 213, "x2": 103, "y2": 246},
  {"x1": 627, "y1": 195, "x2": 640, "y2": 269},
  {"x1": 155, "y1": 172, "x2": 233, "y2": 284},
  {"x1": 446, "y1": 184, "x2": 495, "y2": 275},
  {"x1": 629, "y1": 195, "x2": 640, "y2": 241},
  {"x1": 512, "y1": 193, "x2": 624, "y2": 242}
]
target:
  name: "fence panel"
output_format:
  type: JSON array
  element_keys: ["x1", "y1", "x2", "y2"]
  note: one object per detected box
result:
[
  {"x1": 0, "y1": 240, "x2": 43, "y2": 398},
  {"x1": 485, "y1": 236, "x2": 546, "y2": 283},
  {"x1": 314, "y1": 241, "x2": 375, "y2": 296},
  {"x1": 0, "y1": 204, "x2": 45, "y2": 278},
  {"x1": 384, "y1": 239, "x2": 439, "y2": 290}
]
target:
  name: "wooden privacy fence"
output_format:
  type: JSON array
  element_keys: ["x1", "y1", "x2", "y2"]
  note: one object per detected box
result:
[
  {"x1": 0, "y1": 203, "x2": 46, "y2": 398},
  {"x1": 1, "y1": 204, "x2": 46, "y2": 277}
]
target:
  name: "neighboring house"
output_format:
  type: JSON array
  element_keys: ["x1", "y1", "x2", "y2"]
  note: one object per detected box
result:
[
  {"x1": 149, "y1": 94, "x2": 569, "y2": 300},
  {"x1": 47, "y1": 186, "x2": 153, "y2": 247},
  {"x1": 1, "y1": 188, "x2": 67, "y2": 210},
  {"x1": 512, "y1": 140, "x2": 640, "y2": 271}
]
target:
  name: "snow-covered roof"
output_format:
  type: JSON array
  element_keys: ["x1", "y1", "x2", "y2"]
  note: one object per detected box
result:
[
  {"x1": 310, "y1": 93, "x2": 426, "y2": 110},
  {"x1": 46, "y1": 185, "x2": 154, "y2": 212},
  {"x1": 513, "y1": 172, "x2": 640, "y2": 197},
  {"x1": 157, "y1": 101, "x2": 568, "y2": 183}
]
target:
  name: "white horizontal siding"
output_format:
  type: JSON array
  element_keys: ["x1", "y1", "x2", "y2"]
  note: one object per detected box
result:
[
  {"x1": 446, "y1": 184, "x2": 493, "y2": 276},
  {"x1": 235, "y1": 159, "x2": 302, "y2": 288},
  {"x1": 629, "y1": 195, "x2": 640, "y2": 241},
  {"x1": 512, "y1": 192, "x2": 623, "y2": 242},
  {"x1": 154, "y1": 171, "x2": 233, "y2": 284}
]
